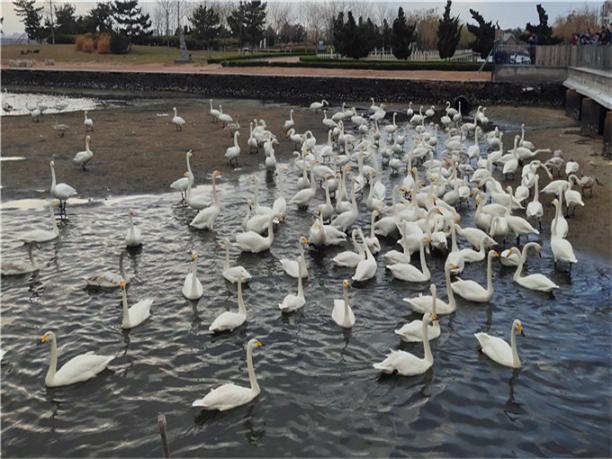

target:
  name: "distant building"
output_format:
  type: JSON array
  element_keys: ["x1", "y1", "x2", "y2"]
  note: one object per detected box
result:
[
  {"x1": 602, "y1": 0, "x2": 612, "y2": 26},
  {"x1": 496, "y1": 29, "x2": 520, "y2": 45}
]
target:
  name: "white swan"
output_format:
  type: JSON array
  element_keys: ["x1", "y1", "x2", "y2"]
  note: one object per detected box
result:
[
  {"x1": 310, "y1": 99, "x2": 328, "y2": 110},
  {"x1": 210, "y1": 280, "x2": 248, "y2": 332},
  {"x1": 182, "y1": 251, "x2": 204, "y2": 300},
  {"x1": 279, "y1": 237, "x2": 309, "y2": 278},
  {"x1": 20, "y1": 202, "x2": 60, "y2": 243},
  {"x1": 475, "y1": 319, "x2": 524, "y2": 368},
  {"x1": 332, "y1": 280, "x2": 355, "y2": 328},
  {"x1": 125, "y1": 208, "x2": 142, "y2": 247},
  {"x1": 279, "y1": 257, "x2": 306, "y2": 312},
  {"x1": 225, "y1": 131, "x2": 241, "y2": 167},
  {"x1": 172, "y1": 107, "x2": 186, "y2": 131},
  {"x1": 451, "y1": 250, "x2": 499, "y2": 303},
  {"x1": 73, "y1": 135, "x2": 94, "y2": 170},
  {"x1": 512, "y1": 243, "x2": 559, "y2": 292},
  {"x1": 38, "y1": 331, "x2": 113, "y2": 387},
  {"x1": 219, "y1": 238, "x2": 251, "y2": 284},
  {"x1": 373, "y1": 313, "x2": 434, "y2": 376},
  {"x1": 404, "y1": 263, "x2": 457, "y2": 315},
  {"x1": 119, "y1": 279, "x2": 153, "y2": 329},
  {"x1": 209, "y1": 99, "x2": 220, "y2": 120},
  {"x1": 387, "y1": 236, "x2": 431, "y2": 282},
  {"x1": 170, "y1": 150, "x2": 194, "y2": 201},
  {"x1": 333, "y1": 229, "x2": 365, "y2": 268},
  {"x1": 192, "y1": 338, "x2": 263, "y2": 411},
  {"x1": 235, "y1": 214, "x2": 276, "y2": 253},
  {"x1": 283, "y1": 109, "x2": 295, "y2": 130},
  {"x1": 526, "y1": 174, "x2": 544, "y2": 229},
  {"x1": 550, "y1": 210, "x2": 577, "y2": 268},
  {"x1": 49, "y1": 161, "x2": 77, "y2": 218},
  {"x1": 395, "y1": 284, "x2": 441, "y2": 342},
  {"x1": 190, "y1": 171, "x2": 221, "y2": 230},
  {"x1": 352, "y1": 228, "x2": 377, "y2": 282},
  {"x1": 550, "y1": 196, "x2": 568, "y2": 239},
  {"x1": 84, "y1": 110, "x2": 94, "y2": 131},
  {"x1": 185, "y1": 172, "x2": 213, "y2": 210}
]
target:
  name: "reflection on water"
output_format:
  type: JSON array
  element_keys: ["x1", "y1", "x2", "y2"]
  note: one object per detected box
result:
[
  {"x1": 1, "y1": 122, "x2": 611, "y2": 458},
  {"x1": 1, "y1": 92, "x2": 100, "y2": 117}
]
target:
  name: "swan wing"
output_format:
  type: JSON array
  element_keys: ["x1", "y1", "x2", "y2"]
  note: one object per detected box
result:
[
  {"x1": 518, "y1": 274, "x2": 559, "y2": 291},
  {"x1": 452, "y1": 279, "x2": 486, "y2": 300},
  {"x1": 280, "y1": 259, "x2": 299, "y2": 278},
  {"x1": 475, "y1": 333, "x2": 513, "y2": 367},
  {"x1": 279, "y1": 294, "x2": 305, "y2": 312},
  {"x1": 332, "y1": 251, "x2": 362, "y2": 268},
  {"x1": 170, "y1": 177, "x2": 188, "y2": 191},
  {"x1": 56, "y1": 183, "x2": 77, "y2": 197},
  {"x1": 53, "y1": 353, "x2": 113, "y2": 386},
  {"x1": 192, "y1": 383, "x2": 255, "y2": 411},
  {"x1": 128, "y1": 299, "x2": 153, "y2": 327},
  {"x1": 353, "y1": 258, "x2": 377, "y2": 282},
  {"x1": 223, "y1": 266, "x2": 251, "y2": 283},
  {"x1": 332, "y1": 299, "x2": 354, "y2": 327},
  {"x1": 373, "y1": 349, "x2": 430, "y2": 376},
  {"x1": 209, "y1": 311, "x2": 246, "y2": 332}
]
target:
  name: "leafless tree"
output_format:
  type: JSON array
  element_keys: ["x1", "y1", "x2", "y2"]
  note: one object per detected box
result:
[
  {"x1": 156, "y1": 0, "x2": 173, "y2": 35},
  {"x1": 267, "y1": 2, "x2": 290, "y2": 33}
]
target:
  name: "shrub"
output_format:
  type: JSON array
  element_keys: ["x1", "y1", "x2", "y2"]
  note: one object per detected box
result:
[
  {"x1": 54, "y1": 34, "x2": 76, "y2": 44},
  {"x1": 110, "y1": 32, "x2": 130, "y2": 54},
  {"x1": 97, "y1": 33, "x2": 111, "y2": 54},
  {"x1": 75, "y1": 34, "x2": 88, "y2": 51}
]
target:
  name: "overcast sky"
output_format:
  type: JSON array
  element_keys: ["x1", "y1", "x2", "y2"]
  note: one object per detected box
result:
[{"x1": 0, "y1": 0, "x2": 605, "y2": 35}]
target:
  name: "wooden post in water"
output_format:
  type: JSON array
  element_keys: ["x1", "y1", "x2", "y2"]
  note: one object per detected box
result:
[{"x1": 158, "y1": 414, "x2": 171, "y2": 459}]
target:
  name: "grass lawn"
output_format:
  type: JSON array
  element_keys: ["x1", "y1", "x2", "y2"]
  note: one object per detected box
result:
[{"x1": 1, "y1": 44, "x2": 241, "y2": 66}]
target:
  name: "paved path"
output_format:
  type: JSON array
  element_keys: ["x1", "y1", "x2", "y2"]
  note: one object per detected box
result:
[{"x1": 2, "y1": 62, "x2": 491, "y2": 82}]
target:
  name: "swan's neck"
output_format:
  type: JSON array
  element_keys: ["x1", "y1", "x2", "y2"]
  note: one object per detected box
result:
[
  {"x1": 50, "y1": 164, "x2": 56, "y2": 192},
  {"x1": 351, "y1": 184, "x2": 358, "y2": 211},
  {"x1": 212, "y1": 175, "x2": 218, "y2": 205},
  {"x1": 234, "y1": 132, "x2": 239, "y2": 147},
  {"x1": 486, "y1": 252, "x2": 494, "y2": 293},
  {"x1": 296, "y1": 267, "x2": 304, "y2": 297},
  {"x1": 445, "y1": 267, "x2": 456, "y2": 309},
  {"x1": 422, "y1": 318, "x2": 433, "y2": 362},
  {"x1": 121, "y1": 288, "x2": 130, "y2": 327},
  {"x1": 237, "y1": 281, "x2": 246, "y2": 315},
  {"x1": 266, "y1": 216, "x2": 275, "y2": 243},
  {"x1": 49, "y1": 205, "x2": 59, "y2": 234},
  {"x1": 191, "y1": 259, "x2": 198, "y2": 291},
  {"x1": 325, "y1": 186, "x2": 332, "y2": 206},
  {"x1": 186, "y1": 154, "x2": 192, "y2": 176},
  {"x1": 343, "y1": 288, "x2": 350, "y2": 326},
  {"x1": 419, "y1": 240, "x2": 429, "y2": 277},
  {"x1": 451, "y1": 224, "x2": 458, "y2": 252},
  {"x1": 533, "y1": 175, "x2": 539, "y2": 202},
  {"x1": 513, "y1": 252, "x2": 524, "y2": 281},
  {"x1": 46, "y1": 334, "x2": 58, "y2": 384},
  {"x1": 510, "y1": 325, "x2": 520, "y2": 367},
  {"x1": 246, "y1": 345, "x2": 259, "y2": 394},
  {"x1": 370, "y1": 212, "x2": 376, "y2": 238}
]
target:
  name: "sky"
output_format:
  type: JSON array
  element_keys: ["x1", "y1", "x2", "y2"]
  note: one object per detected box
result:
[{"x1": 0, "y1": 0, "x2": 605, "y2": 35}]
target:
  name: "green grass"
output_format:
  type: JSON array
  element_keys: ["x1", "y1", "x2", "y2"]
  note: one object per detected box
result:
[{"x1": 0, "y1": 44, "x2": 246, "y2": 65}]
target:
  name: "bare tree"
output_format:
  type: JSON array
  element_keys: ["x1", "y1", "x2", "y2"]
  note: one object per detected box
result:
[
  {"x1": 374, "y1": 2, "x2": 393, "y2": 25},
  {"x1": 156, "y1": 0, "x2": 173, "y2": 35},
  {"x1": 267, "y1": 2, "x2": 290, "y2": 33}
]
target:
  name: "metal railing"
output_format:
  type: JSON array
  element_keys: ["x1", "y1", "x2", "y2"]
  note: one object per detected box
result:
[
  {"x1": 493, "y1": 43, "x2": 612, "y2": 70},
  {"x1": 316, "y1": 48, "x2": 478, "y2": 62}
]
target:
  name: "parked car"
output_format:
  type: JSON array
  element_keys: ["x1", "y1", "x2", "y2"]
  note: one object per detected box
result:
[{"x1": 509, "y1": 53, "x2": 531, "y2": 64}]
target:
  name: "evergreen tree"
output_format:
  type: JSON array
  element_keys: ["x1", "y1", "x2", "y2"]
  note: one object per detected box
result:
[
  {"x1": 53, "y1": 3, "x2": 77, "y2": 34},
  {"x1": 227, "y1": 1, "x2": 267, "y2": 47},
  {"x1": 522, "y1": 4, "x2": 561, "y2": 44},
  {"x1": 332, "y1": 11, "x2": 346, "y2": 55},
  {"x1": 467, "y1": 9, "x2": 496, "y2": 58},
  {"x1": 437, "y1": 0, "x2": 463, "y2": 59},
  {"x1": 391, "y1": 7, "x2": 416, "y2": 60},
  {"x1": 111, "y1": 0, "x2": 152, "y2": 39},
  {"x1": 279, "y1": 22, "x2": 306, "y2": 44},
  {"x1": 83, "y1": 2, "x2": 113, "y2": 33},
  {"x1": 12, "y1": 0, "x2": 45, "y2": 42},
  {"x1": 380, "y1": 19, "x2": 392, "y2": 51},
  {"x1": 189, "y1": 3, "x2": 221, "y2": 48}
]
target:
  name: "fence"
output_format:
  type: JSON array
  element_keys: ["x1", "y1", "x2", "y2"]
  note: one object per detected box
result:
[
  {"x1": 493, "y1": 43, "x2": 612, "y2": 70},
  {"x1": 316, "y1": 48, "x2": 478, "y2": 62}
]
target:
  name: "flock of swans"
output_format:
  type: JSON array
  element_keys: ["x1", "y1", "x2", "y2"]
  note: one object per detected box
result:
[{"x1": 2, "y1": 94, "x2": 599, "y2": 413}]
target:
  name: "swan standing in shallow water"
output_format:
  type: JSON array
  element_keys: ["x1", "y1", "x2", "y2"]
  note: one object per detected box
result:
[
  {"x1": 119, "y1": 279, "x2": 153, "y2": 329},
  {"x1": 209, "y1": 279, "x2": 248, "y2": 332},
  {"x1": 49, "y1": 161, "x2": 77, "y2": 219},
  {"x1": 219, "y1": 238, "x2": 252, "y2": 283},
  {"x1": 510, "y1": 243, "x2": 559, "y2": 292},
  {"x1": 182, "y1": 251, "x2": 204, "y2": 300},
  {"x1": 192, "y1": 338, "x2": 263, "y2": 411},
  {"x1": 279, "y1": 257, "x2": 306, "y2": 312},
  {"x1": 332, "y1": 280, "x2": 355, "y2": 328},
  {"x1": 395, "y1": 284, "x2": 441, "y2": 342},
  {"x1": 125, "y1": 208, "x2": 143, "y2": 247},
  {"x1": 170, "y1": 150, "x2": 194, "y2": 203},
  {"x1": 20, "y1": 202, "x2": 59, "y2": 243},
  {"x1": 225, "y1": 131, "x2": 241, "y2": 167},
  {"x1": 373, "y1": 313, "x2": 435, "y2": 376},
  {"x1": 475, "y1": 319, "x2": 524, "y2": 368},
  {"x1": 38, "y1": 331, "x2": 113, "y2": 387},
  {"x1": 235, "y1": 214, "x2": 276, "y2": 253},
  {"x1": 73, "y1": 135, "x2": 94, "y2": 170}
]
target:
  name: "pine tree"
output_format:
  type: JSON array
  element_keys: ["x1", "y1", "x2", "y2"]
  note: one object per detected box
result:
[
  {"x1": 190, "y1": 3, "x2": 221, "y2": 48},
  {"x1": 111, "y1": 0, "x2": 152, "y2": 39},
  {"x1": 380, "y1": 19, "x2": 392, "y2": 51},
  {"x1": 522, "y1": 4, "x2": 561, "y2": 44},
  {"x1": 467, "y1": 9, "x2": 497, "y2": 58},
  {"x1": 391, "y1": 7, "x2": 416, "y2": 60},
  {"x1": 83, "y1": 2, "x2": 113, "y2": 33},
  {"x1": 53, "y1": 3, "x2": 78, "y2": 35},
  {"x1": 437, "y1": 0, "x2": 463, "y2": 59},
  {"x1": 227, "y1": 1, "x2": 267, "y2": 48},
  {"x1": 13, "y1": 0, "x2": 45, "y2": 42}
]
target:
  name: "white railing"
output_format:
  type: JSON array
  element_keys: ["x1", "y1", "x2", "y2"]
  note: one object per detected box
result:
[{"x1": 316, "y1": 48, "x2": 478, "y2": 62}]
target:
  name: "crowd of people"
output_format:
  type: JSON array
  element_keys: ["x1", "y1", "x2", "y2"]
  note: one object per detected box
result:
[{"x1": 570, "y1": 25, "x2": 612, "y2": 45}]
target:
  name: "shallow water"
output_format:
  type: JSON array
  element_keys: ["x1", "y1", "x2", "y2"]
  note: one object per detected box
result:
[
  {"x1": 1, "y1": 108, "x2": 611, "y2": 457},
  {"x1": 1, "y1": 92, "x2": 101, "y2": 117}
]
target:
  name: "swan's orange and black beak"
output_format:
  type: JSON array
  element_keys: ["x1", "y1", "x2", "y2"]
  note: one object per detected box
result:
[
  {"x1": 38, "y1": 335, "x2": 49, "y2": 345},
  {"x1": 517, "y1": 323, "x2": 525, "y2": 336},
  {"x1": 255, "y1": 340, "x2": 263, "y2": 348}
]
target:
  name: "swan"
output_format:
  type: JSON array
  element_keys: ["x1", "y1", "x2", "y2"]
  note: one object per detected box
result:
[
  {"x1": 170, "y1": 150, "x2": 194, "y2": 202},
  {"x1": 217, "y1": 105, "x2": 234, "y2": 125},
  {"x1": 182, "y1": 251, "x2": 204, "y2": 300},
  {"x1": 37, "y1": 331, "x2": 113, "y2": 387},
  {"x1": 190, "y1": 171, "x2": 221, "y2": 230},
  {"x1": 280, "y1": 237, "x2": 309, "y2": 279},
  {"x1": 551, "y1": 210, "x2": 577, "y2": 268},
  {"x1": 373, "y1": 313, "x2": 434, "y2": 376},
  {"x1": 365, "y1": 211, "x2": 381, "y2": 254},
  {"x1": 352, "y1": 228, "x2": 377, "y2": 282},
  {"x1": 192, "y1": 338, "x2": 263, "y2": 411},
  {"x1": 331, "y1": 180, "x2": 359, "y2": 232},
  {"x1": 172, "y1": 107, "x2": 185, "y2": 131},
  {"x1": 564, "y1": 175, "x2": 585, "y2": 216},
  {"x1": 20, "y1": 203, "x2": 60, "y2": 243},
  {"x1": 235, "y1": 214, "x2": 276, "y2": 253},
  {"x1": 475, "y1": 319, "x2": 524, "y2": 368},
  {"x1": 500, "y1": 247, "x2": 521, "y2": 267},
  {"x1": 185, "y1": 172, "x2": 214, "y2": 210},
  {"x1": 83, "y1": 110, "x2": 94, "y2": 131},
  {"x1": 283, "y1": 109, "x2": 295, "y2": 130},
  {"x1": 395, "y1": 285, "x2": 441, "y2": 342},
  {"x1": 551, "y1": 195, "x2": 568, "y2": 239},
  {"x1": 210, "y1": 279, "x2": 248, "y2": 332},
  {"x1": 49, "y1": 161, "x2": 77, "y2": 218},
  {"x1": 209, "y1": 99, "x2": 220, "y2": 120},
  {"x1": 125, "y1": 208, "x2": 143, "y2": 247},
  {"x1": 73, "y1": 135, "x2": 93, "y2": 170},
  {"x1": 332, "y1": 229, "x2": 365, "y2": 268},
  {"x1": 404, "y1": 263, "x2": 457, "y2": 315},
  {"x1": 218, "y1": 238, "x2": 251, "y2": 284},
  {"x1": 310, "y1": 99, "x2": 328, "y2": 110},
  {"x1": 511, "y1": 243, "x2": 559, "y2": 292},
  {"x1": 451, "y1": 250, "x2": 499, "y2": 303},
  {"x1": 526, "y1": 174, "x2": 544, "y2": 229},
  {"x1": 225, "y1": 131, "x2": 241, "y2": 167},
  {"x1": 279, "y1": 257, "x2": 306, "y2": 312},
  {"x1": 290, "y1": 167, "x2": 316, "y2": 209},
  {"x1": 387, "y1": 236, "x2": 431, "y2": 283},
  {"x1": 332, "y1": 280, "x2": 355, "y2": 328},
  {"x1": 119, "y1": 279, "x2": 153, "y2": 329},
  {"x1": 458, "y1": 235, "x2": 490, "y2": 263},
  {"x1": 456, "y1": 224, "x2": 496, "y2": 250},
  {"x1": 444, "y1": 223, "x2": 465, "y2": 275}
]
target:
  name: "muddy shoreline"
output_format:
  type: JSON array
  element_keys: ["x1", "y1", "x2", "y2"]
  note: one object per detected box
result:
[{"x1": 1, "y1": 100, "x2": 610, "y2": 261}]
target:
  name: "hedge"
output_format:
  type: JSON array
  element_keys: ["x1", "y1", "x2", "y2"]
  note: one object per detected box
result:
[
  {"x1": 207, "y1": 49, "x2": 315, "y2": 63},
  {"x1": 222, "y1": 59, "x2": 493, "y2": 71}
]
